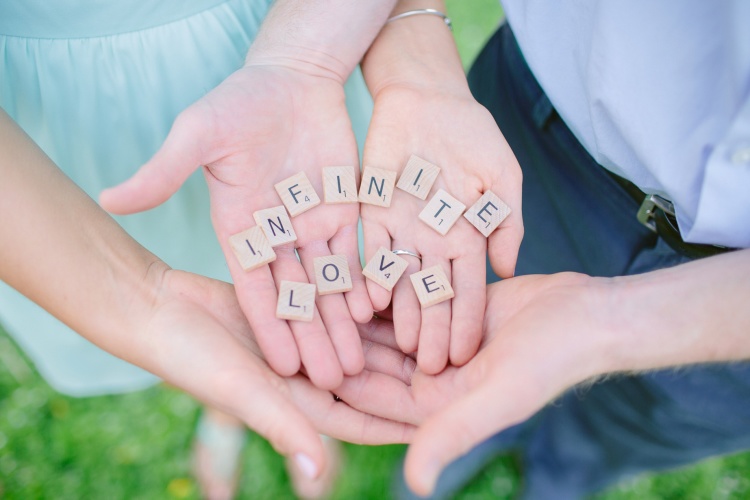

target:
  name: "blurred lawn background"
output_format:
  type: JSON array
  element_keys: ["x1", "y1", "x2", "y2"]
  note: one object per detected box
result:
[{"x1": 2, "y1": 1, "x2": 750, "y2": 498}]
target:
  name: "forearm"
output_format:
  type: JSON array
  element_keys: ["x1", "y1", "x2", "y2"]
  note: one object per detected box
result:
[
  {"x1": 0, "y1": 109, "x2": 165, "y2": 359},
  {"x1": 362, "y1": 0, "x2": 469, "y2": 97},
  {"x1": 602, "y1": 249, "x2": 750, "y2": 372},
  {"x1": 246, "y1": 0, "x2": 398, "y2": 82}
]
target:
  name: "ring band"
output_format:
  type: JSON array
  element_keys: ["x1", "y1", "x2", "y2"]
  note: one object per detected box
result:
[{"x1": 392, "y1": 249, "x2": 422, "y2": 261}]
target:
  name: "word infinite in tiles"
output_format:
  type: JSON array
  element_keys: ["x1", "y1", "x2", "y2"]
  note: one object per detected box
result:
[{"x1": 226, "y1": 155, "x2": 511, "y2": 321}]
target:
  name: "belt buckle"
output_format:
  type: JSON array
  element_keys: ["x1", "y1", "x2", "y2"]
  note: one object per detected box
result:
[{"x1": 637, "y1": 194, "x2": 675, "y2": 232}]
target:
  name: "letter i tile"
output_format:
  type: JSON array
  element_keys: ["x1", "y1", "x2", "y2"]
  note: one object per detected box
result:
[
  {"x1": 410, "y1": 265, "x2": 454, "y2": 308},
  {"x1": 276, "y1": 281, "x2": 316, "y2": 321},
  {"x1": 396, "y1": 155, "x2": 441, "y2": 200},
  {"x1": 228, "y1": 226, "x2": 276, "y2": 271},
  {"x1": 322, "y1": 166, "x2": 358, "y2": 204}
]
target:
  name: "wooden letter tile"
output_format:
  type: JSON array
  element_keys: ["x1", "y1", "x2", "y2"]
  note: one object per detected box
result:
[
  {"x1": 253, "y1": 206, "x2": 298, "y2": 247},
  {"x1": 274, "y1": 172, "x2": 321, "y2": 217},
  {"x1": 358, "y1": 166, "x2": 397, "y2": 207},
  {"x1": 362, "y1": 247, "x2": 409, "y2": 291},
  {"x1": 396, "y1": 155, "x2": 441, "y2": 200},
  {"x1": 418, "y1": 189, "x2": 467, "y2": 236},
  {"x1": 314, "y1": 255, "x2": 353, "y2": 295},
  {"x1": 464, "y1": 190, "x2": 512, "y2": 237},
  {"x1": 276, "y1": 281, "x2": 316, "y2": 321},
  {"x1": 322, "y1": 166, "x2": 358, "y2": 204},
  {"x1": 228, "y1": 225, "x2": 276, "y2": 271},
  {"x1": 410, "y1": 265, "x2": 454, "y2": 308}
]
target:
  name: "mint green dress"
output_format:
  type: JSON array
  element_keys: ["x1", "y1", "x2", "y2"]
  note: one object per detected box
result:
[{"x1": 0, "y1": 0, "x2": 373, "y2": 396}]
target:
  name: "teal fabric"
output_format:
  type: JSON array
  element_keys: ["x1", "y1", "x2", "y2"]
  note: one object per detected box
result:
[{"x1": 0, "y1": 0, "x2": 374, "y2": 396}]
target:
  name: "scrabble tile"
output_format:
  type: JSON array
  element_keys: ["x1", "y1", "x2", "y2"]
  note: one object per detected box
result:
[
  {"x1": 322, "y1": 166, "x2": 358, "y2": 204},
  {"x1": 463, "y1": 191, "x2": 512, "y2": 237},
  {"x1": 274, "y1": 172, "x2": 321, "y2": 217},
  {"x1": 410, "y1": 265, "x2": 454, "y2": 308},
  {"x1": 314, "y1": 255, "x2": 353, "y2": 295},
  {"x1": 276, "y1": 281, "x2": 316, "y2": 321},
  {"x1": 396, "y1": 155, "x2": 441, "y2": 200},
  {"x1": 228, "y1": 226, "x2": 276, "y2": 271},
  {"x1": 362, "y1": 247, "x2": 409, "y2": 291},
  {"x1": 418, "y1": 189, "x2": 467, "y2": 236},
  {"x1": 358, "y1": 166, "x2": 397, "y2": 207},
  {"x1": 253, "y1": 206, "x2": 298, "y2": 247}
]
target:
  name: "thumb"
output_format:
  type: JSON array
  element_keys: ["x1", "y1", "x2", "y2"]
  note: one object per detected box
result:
[
  {"x1": 100, "y1": 110, "x2": 206, "y2": 214},
  {"x1": 403, "y1": 379, "x2": 533, "y2": 497}
]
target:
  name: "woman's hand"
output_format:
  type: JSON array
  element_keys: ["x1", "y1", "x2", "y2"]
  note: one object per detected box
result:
[{"x1": 100, "y1": 63, "x2": 371, "y2": 390}]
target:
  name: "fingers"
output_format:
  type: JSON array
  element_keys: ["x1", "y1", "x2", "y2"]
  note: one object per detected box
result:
[
  {"x1": 328, "y1": 223, "x2": 373, "y2": 324},
  {"x1": 233, "y1": 266, "x2": 301, "y2": 376},
  {"x1": 403, "y1": 378, "x2": 530, "y2": 497},
  {"x1": 232, "y1": 373, "x2": 329, "y2": 480},
  {"x1": 362, "y1": 334, "x2": 417, "y2": 385},
  {"x1": 362, "y1": 220, "x2": 393, "y2": 311},
  {"x1": 298, "y1": 240, "x2": 364, "y2": 376},
  {"x1": 391, "y1": 240, "x2": 422, "y2": 354},
  {"x1": 334, "y1": 371, "x2": 421, "y2": 425},
  {"x1": 449, "y1": 252, "x2": 486, "y2": 366},
  {"x1": 99, "y1": 108, "x2": 206, "y2": 214},
  {"x1": 415, "y1": 256, "x2": 452, "y2": 375},
  {"x1": 357, "y1": 317, "x2": 401, "y2": 351},
  {"x1": 487, "y1": 186, "x2": 524, "y2": 279},
  {"x1": 287, "y1": 375, "x2": 415, "y2": 445},
  {"x1": 270, "y1": 244, "x2": 343, "y2": 390}
]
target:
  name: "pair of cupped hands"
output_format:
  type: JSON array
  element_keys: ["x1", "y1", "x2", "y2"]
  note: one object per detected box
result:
[{"x1": 99, "y1": 63, "x2": 604, "y2": 495}]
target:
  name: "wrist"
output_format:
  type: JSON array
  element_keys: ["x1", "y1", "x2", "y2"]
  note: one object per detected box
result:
[{"x1": 363, "y1": 1, "x2": 470, "y2": 99}]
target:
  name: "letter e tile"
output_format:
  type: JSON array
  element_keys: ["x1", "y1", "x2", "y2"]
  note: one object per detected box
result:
[
  {"x1": 463, "y1": 191, "x2": 511, "y2": 237},
  {"x1": 410, "y1": 265, "x2": 454, "y2": 308}
]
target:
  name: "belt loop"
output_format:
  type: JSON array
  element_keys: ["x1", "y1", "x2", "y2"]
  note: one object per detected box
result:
[{"x1": 532, "y1": 94, "x2": 555, "y2": 130}]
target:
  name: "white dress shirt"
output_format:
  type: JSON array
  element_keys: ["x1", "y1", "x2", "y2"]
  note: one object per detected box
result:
[{"x1": 502, "y1": 1, "x2": 750, "y2": 247}]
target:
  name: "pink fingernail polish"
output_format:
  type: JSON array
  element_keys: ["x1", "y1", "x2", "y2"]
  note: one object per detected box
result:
[{"x1": 294, "y1": 452, "x2": 318, "y2": 479}]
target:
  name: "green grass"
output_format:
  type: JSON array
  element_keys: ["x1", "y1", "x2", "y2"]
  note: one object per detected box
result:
[{"x1": 2, "y1": 2, "x2": 750, "y2": 499}]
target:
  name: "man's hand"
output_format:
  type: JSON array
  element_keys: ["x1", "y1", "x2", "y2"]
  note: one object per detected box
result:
[
  {"x1": 100, "y1": 63, "x2": 371, "y2": 389},
  {"x1": 361, "y1": 83, "x2": 523, "y2": 374},
  {"x1": 337, "y1": 274, "x2": 611, "y2": 496}
]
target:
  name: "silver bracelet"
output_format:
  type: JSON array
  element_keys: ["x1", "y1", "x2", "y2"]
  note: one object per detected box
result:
[{"x1": 386, "y1": 8, "x2": 453, "y2": 31}]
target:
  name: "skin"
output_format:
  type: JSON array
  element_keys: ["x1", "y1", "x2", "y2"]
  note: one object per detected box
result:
[
  {"x1": 360, "y1": 0, "x2": 524, "y2": 374},
  {"x1": 99, "y1": 0, "x2": 400, "y2": 389},
  {"x1": 0, "y1": 108, "x2": 413, "y2": 480},
  {"x1": 337, "y1": 255, "x2": 750, "y2": 496}
]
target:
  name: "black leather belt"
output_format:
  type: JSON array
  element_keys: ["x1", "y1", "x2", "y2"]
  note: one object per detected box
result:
[{"x1": 606, "y1": 171, "x2": 733, "y2": 260}]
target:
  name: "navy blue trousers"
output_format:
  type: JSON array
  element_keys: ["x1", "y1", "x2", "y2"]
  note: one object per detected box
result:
[{"x1": 400, "y1": 24, "x2": 750, "y2": 499}]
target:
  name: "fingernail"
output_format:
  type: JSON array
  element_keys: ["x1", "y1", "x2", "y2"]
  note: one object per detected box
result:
[{"x1": 294, "y1": 453, "x2": 318, "y2": 480}]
